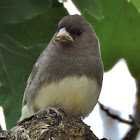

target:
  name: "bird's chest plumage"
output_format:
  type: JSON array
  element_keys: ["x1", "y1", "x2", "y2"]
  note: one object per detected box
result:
[
  {"x1": 25, "y1": 53, "x2": 102, "y2": 118},
  {"x1": 23, "y1": 52, "x2": 102, "y2": 119},
  {"x1": 34, "y1": 76, "x2": 100, "y2": 118}
]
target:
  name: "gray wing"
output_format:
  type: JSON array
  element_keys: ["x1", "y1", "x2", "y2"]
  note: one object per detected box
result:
[{"x1": 22, "y1": 49, "x2": 47, "y2": 106}]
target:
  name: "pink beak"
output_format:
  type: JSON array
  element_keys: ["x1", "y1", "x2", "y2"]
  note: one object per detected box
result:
[{"x1": 54, "y1": 27, "x2": 74, "y2": 43}]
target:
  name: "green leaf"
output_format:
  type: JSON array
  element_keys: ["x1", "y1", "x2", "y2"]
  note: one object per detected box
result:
[
  {"x1": 72, "y1": 0, "x2": 104, "y2": 20},
  {"x1": 83, "y1": 0, "x2": 140, "y2": 78},
  {"x1": 4, "y1": 7, "x2": 67, "y2": 47},
  {"x1": 0, "y1": 0, "x2": 51, "y2": 25},
  {"x1": 0, "y1": 0, "x2": 68, "y2": 129},
  {"x1": 131, "y1": 0, "x2": 140, "y2": 13}
]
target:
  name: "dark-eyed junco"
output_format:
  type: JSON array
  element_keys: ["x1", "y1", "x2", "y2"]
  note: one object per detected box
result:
[{"x1": 20, "y1": 14, "x2": 103, "y2": 121}]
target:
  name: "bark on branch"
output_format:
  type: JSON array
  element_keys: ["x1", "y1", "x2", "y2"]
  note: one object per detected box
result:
[{"x1": 0, "y1": 108, "x2": 107, "y2": 140}]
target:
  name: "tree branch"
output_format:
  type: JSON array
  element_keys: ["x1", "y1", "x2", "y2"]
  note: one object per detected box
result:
[
  {"x1": 0, "y1": 107, "x2": 107, "y2": 140},
  {"x1": 98, "y1": 102, "x2": 132, "y2": 125}
]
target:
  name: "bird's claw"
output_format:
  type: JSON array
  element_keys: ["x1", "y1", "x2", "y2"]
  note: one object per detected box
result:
[{"x1": 35, "y1": 107, "x2": 64, "y2": 118}]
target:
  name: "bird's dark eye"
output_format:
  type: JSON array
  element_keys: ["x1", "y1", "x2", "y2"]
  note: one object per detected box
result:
[{"x1": 69, "y1": 29, "x2": 82, "y2": 37}]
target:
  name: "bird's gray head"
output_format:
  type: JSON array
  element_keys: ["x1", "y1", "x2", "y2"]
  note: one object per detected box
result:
[{"x1": 51, "y1": 14, "x2": 100, "y2": 57}]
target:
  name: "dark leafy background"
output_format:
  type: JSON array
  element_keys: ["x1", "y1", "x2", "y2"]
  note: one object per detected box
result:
[
  {"x1": 0, "y1": 0, "x2": 68, "y2": 128},
  {"x1": 0, "y1": 0, "x2": 140, "y2": 128}
]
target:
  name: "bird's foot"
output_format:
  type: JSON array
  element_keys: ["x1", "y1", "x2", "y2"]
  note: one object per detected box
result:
[
  {"x1": 57, "y1": 107, "x2": 67, "y2": 115},
  {"x1": 35, "y1": 107, "x2": 66, "y2": 119}
]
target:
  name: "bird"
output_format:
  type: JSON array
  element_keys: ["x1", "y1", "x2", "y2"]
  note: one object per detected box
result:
[{"x1": 19, "y1": 14, "x2": 103, "y2": 121}]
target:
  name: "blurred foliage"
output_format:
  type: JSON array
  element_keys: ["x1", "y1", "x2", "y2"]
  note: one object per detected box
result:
[
  {"x1": 131, "y1": 0, "x2": 140, "y2": 13},
  {"x1": 0, "y1": 0, "x2": 68, "y2": 128},
  {"x1": 72, "y1": 0, "x2": 104, "y2": 20},
  {"x1": 0, "y1": 0, "x2": 140, "y2": 129},
  {"x1": 0, "y1": 0, "x2": 51, "y2": 25}
]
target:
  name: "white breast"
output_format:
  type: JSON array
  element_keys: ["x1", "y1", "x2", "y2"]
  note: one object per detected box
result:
[{"x1": 34, "y1": 76, "x2": 100, "y2": 118}]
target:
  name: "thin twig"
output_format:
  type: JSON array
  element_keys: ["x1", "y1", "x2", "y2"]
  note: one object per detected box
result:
[
  {"x1": 98, "y1": 102, "x2": 133, "y2": 125},
  {"x1": 122, "y1": 77, "x2": 140, "y2": 140}
]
